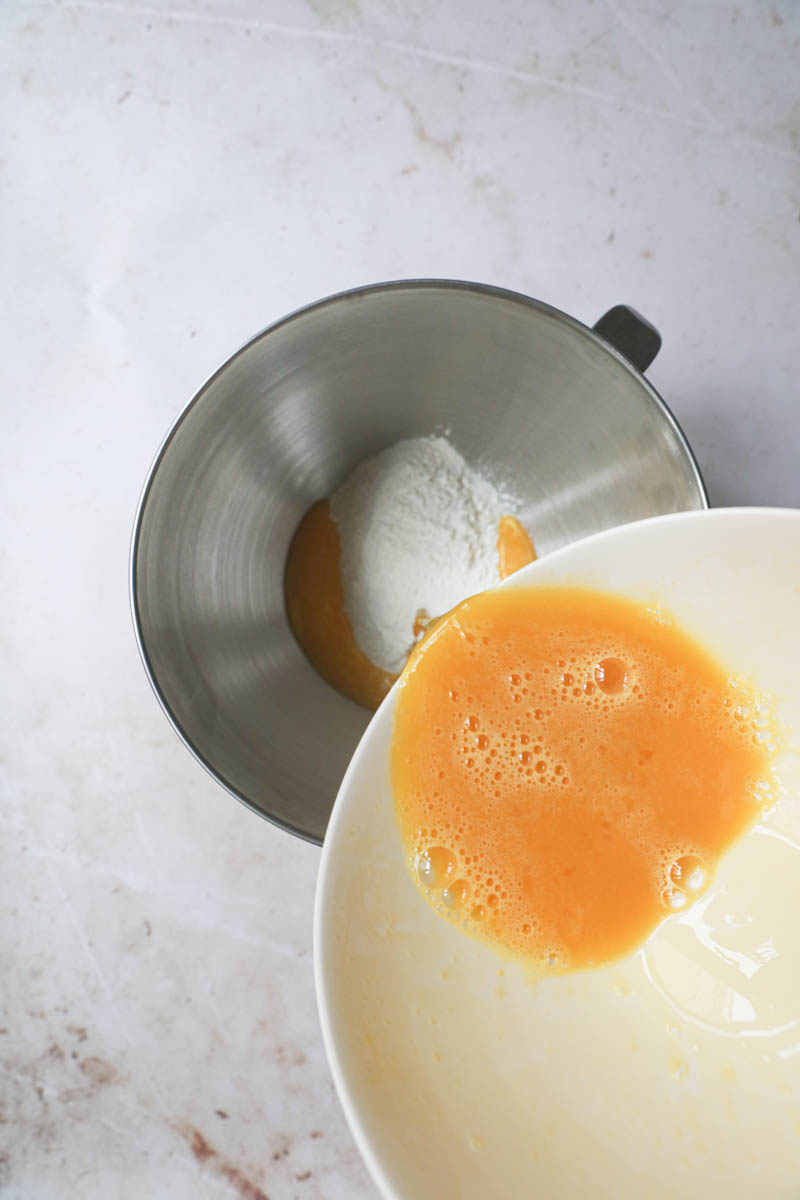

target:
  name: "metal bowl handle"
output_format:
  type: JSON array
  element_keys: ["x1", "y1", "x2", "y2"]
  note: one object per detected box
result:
[{"x1": 593, "y1": 305, "x2": 662, "y2": 374}]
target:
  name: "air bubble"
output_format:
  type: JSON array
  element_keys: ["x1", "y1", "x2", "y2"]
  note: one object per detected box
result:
[
  {"x1": 475, "y1": 734, "x2": 489, "y2": 750},
  {"x1": 669, "y1": 855, "x2": 706, "y2": 892},
  {"x1": 471, "y1": 905, "x2": 486, "y2": 921},
  {"x1": 518, "y1": 750, "x2": 532, "y2": 765},
  {"x1": 594, "y1": 657, "x2": 628, "y2": 695},
  {"x1": 442, "y1": 879, "x2": 469, "y2": 909},
  {"x1": 661, "y1": 886, "x2": 687, "y2": 911},
  {"x1": 417, "y1": 847, "x2": 456, "y2": 888},
  {"x1": 466, "y1": 715, "x2": 479, "y2": 731}
]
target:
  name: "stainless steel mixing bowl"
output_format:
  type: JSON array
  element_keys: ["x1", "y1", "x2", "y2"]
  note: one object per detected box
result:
[{"x1": 130, "y1": 280, "x2": 707, "y2": 843}]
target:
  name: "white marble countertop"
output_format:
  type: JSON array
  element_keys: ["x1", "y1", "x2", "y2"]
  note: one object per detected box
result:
[{"x1": 3, "y1": 1, "x2": 798, "y2": 1196}]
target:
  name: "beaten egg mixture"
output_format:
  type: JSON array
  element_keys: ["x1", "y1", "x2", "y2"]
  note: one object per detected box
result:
[{"x1": 392, "y1": 586, "x2": 779, "y2": 971}]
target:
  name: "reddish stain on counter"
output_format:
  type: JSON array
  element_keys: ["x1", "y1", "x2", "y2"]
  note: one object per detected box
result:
[{"x1": 179, "y1": 1124, "x2": 270, "y2": 1200}]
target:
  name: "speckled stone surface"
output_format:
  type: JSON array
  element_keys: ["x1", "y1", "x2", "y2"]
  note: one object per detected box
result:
[{"x1": 2, "y1": 1, "x2": 798, "y2": 1196}]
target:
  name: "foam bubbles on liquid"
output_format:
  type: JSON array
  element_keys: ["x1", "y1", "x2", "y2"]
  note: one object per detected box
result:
[{"x1": 393, "y1": 587, "x2": 781, "y2": 971}]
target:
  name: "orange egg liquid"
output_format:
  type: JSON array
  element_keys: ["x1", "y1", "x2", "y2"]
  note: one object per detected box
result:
[
  {"x1": 284, "y1": 500, "x2": 397, "y2": 710},
  {"x1": 391, "y1": 586, "x2": 776, "y2": 971},
  {"x1": 284, "y1": 503, "x2": 536, "y2": 710},
  {"x1": 497, "y1": 515, "x2": 536, "y2": 580}
]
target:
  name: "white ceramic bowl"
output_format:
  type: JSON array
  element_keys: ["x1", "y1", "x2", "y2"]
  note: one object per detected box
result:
[{"x1": 315, "y1": 508, "x2": 800, "y2": 1200}]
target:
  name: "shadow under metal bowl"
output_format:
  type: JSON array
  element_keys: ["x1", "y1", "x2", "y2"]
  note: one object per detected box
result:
[{"x1": 130, "y1": 280, "x2": 707, "y2": 844}]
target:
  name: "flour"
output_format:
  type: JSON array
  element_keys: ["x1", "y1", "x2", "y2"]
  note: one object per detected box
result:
[{"x1": 329, "y1": 436, "x2": 509, "y2": 674}]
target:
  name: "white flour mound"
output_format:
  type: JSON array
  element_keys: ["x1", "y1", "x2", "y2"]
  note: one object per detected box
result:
[{"x1": 329, "y1": 436, "x2": 507, "y2": 674}]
